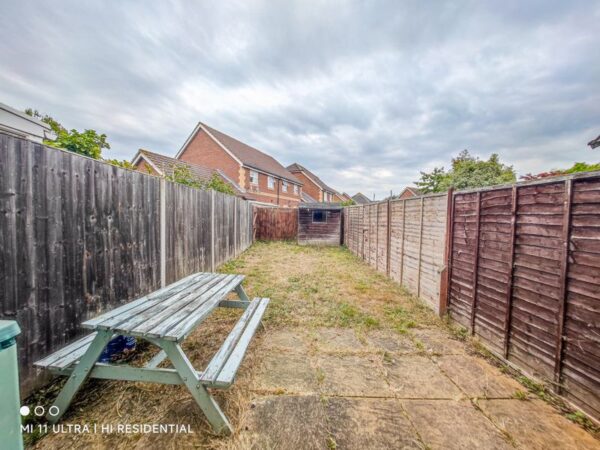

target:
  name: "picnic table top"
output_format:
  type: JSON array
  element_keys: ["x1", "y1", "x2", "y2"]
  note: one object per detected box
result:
[{"x1": 82, "y1": 272, "x2": 245, "y2": 341}]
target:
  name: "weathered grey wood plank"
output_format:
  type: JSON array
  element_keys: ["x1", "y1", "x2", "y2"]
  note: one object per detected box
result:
[
  {"x1": 201, "y1": 299, "x2": 261, "y2": 383},
  {"x1": 213, "y1": 298, "x2": 269, "y2": 387}
]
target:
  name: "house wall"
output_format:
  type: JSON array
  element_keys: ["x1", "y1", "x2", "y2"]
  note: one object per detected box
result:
[
  {"x1": 289, "y1": 171, "x2": 322, "y2": 201},
  {"x1": 243, "y1": 168, "x2": 302, "y2": 207},
  {"x1": 178, "y1": 129, "x2": 241, "y2": 184},
  {"x1": 134, "y1": 159, "x2": 157, "y2": 175},
  {"x1": 398, "y1": 190, "x2": 418, "y2": 200},
  {"x1": 298, "y1": 208, "x2": 342, "y2": 245}
]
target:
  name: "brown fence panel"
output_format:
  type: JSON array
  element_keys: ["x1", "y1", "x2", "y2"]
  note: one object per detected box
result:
[
  {"x1": 344, "y1": 193, "x2": 448, "y2": 312},
  {"x1": 253, "y1": 207, "x2": 298, "y2": 241},
  {"x1": 447, "y1": 173, "x2": 600, "y2": 420}
]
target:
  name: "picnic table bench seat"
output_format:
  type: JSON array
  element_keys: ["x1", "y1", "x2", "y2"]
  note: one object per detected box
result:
[{"x1": 33, "y1": 272, "x2": 269, "y2": 435}]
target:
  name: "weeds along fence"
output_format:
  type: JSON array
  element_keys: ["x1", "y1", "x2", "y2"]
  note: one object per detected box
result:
[
  {"x1": 445, "y1": 173, "x2": 600, "y2": 420},
  {"x1": 343, "y1": 194, "x2": 449, "y2": 312},
  {"x1": 253, "y1": 207, "x2": 298, "y2": 241},
  {"x1": 0, "y1": 133, "x2": 253, "y2": 395}
]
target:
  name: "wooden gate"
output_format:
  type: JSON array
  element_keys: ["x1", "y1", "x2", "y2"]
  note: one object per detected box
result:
[{"x1": 253, "y1": 207, "x2": 298, "y2": 241}]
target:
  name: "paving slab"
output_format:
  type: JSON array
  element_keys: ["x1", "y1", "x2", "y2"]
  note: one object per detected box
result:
[
  {"x1": 238, "y1": 395, "x2": 329, "y2": 449},
  {"x1": 263, "y1": 328, "x2": 311, "y2": 352},
  {"x1": 478, "y1": 399, "x2": 600, "y2": 450},
  {"x1": 253, "y1": 351, "x2": 318, "y2": 394},
  {"x1": 316, "y1": 354, "x2": 393, "y2": 397},
  {"x1": 402, "y1": 400, "x2": 513, "y2": 450},
  {"x1": 434, "y1": 354, "x2": 523, "y2": 398},
  {"x1": 384, "y1": 355, "x2": 463, "y2": 399},
  {"x1": 326, "y1": 397, "x2": 424, "y2": 449},
  {"x1": 365, "y1": 329, "x2": 417, "y2": 354},
  {"x1": 411, "y1": 328, "x2": 466, "y2": 355},
  {"x1": 310, "y1": 327, "x2": 366, "y2": 353}
]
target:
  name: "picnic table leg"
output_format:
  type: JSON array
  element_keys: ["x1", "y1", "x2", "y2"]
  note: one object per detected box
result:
[
  {"x1": 46, "y1": 330, "x2": 114, "y2": 423},
  {"x1": 234, "y1": 284, "x2": 250, "y2": 302},
  {"x1": 161, "y1": 340, "x2": 233, "y2": 435}
]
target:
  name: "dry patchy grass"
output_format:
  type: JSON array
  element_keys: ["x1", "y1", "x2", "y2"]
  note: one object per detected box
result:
[{"x1": 30, "y1": 242, "x2": 443, "y2": 449}]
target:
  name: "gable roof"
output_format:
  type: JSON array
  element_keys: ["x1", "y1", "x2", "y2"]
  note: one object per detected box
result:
[
  {"x1": 397, "y1": 186, "x2": 422, "y2": 198},
  {"x1": 132, "y1": 149, "x2": 245, "y2": 195},
  {"x1": 352, "y1": 192, "x2": 372, "y2": 204},
  {"x1": 287, "y1": 163, "x2": 336, "y2": 193},
  {"x1": 589, "y1": 135, "x2": 600, "y2": 149},
  {"x1": 301, "y1": 191, "x2": 318, "y2": 203},
  {"x1": 176, "y1": 122, "x2": 301, "y2": 184}
]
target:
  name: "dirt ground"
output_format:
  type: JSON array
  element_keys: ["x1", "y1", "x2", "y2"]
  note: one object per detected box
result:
[{"x1": 30, "y1": 242, "x2": 599, "y2": 449}]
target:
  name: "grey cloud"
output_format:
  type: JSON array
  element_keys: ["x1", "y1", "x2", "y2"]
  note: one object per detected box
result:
[{"x1": 1, "y1": 0, "x2": 599, "y2": 199}]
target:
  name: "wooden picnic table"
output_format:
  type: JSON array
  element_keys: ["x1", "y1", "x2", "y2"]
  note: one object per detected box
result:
[{"x1": 35, "y1": 272, "x2": 269, "y2": 435}]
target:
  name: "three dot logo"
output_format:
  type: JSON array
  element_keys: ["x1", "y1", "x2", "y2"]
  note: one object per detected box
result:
[{"x1": 19, "y1": 405, "x2": 60, "y2": 417}]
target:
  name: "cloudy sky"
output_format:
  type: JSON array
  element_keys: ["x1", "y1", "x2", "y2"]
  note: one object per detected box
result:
[{"x1": 1, "y1": 1, "x2": 599, "y2": 199}]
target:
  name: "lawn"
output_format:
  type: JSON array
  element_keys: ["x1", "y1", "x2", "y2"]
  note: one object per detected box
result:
[{"x1": 30, "y1": 242, "x2": 599, "y2": 449}]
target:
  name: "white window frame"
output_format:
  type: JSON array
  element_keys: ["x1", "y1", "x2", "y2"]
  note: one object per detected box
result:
[
  {"x1": 249, "y1": 170, "x2": 259, "y2": 185},
  {"x1": 293, "y1": 184, "x2": 298, "y2": 195},
  {"x1": 267, "y1": 176, "x2": 275, "y2": 190},
  {"x1": 282, "y1": 180, "x2": 288, "y2": 192}
]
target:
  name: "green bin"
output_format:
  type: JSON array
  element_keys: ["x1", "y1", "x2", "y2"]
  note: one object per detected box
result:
[{"x1": 0, "y1": 320, "x2": 23, "y2": 450}]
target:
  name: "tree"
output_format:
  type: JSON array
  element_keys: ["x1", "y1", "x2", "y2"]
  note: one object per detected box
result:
[
  {"x1": 340, "y1": 199, "x2": 356, "y2": 206},
  {"x1": 25, "y1": 108, "x2": 110, "y2": 159},
  {"x1": 521, "y1": 162, "x2": 600, "y2": 181},
  {"x1": 165, "y1": 165, "x2": 235, "y2": 195},
  {"x1": 105, "y1": 159, "x2": 135, "y2": 170},
  {"x1": 416, "y1": 150, "x2": 516, "y2": 193}
]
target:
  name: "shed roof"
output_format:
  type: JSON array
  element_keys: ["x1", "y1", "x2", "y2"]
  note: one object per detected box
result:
[{"x1": 299, "y1": 202, "x2": 343, "y2": 210}]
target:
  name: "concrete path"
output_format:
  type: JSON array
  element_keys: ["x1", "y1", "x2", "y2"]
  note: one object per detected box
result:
[{"x1": 236, "y1": 327, "x2": 600, "y2": 450}]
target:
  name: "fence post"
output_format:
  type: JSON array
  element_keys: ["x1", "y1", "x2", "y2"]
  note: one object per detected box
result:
[
  {"x1": 375, "y1": 203, "x2": 380, "y2": 271},
  {"x1": 233, "y1": 197, "x2": 238, "y2": 257},
  {"x1": 503, "y1": 185, "x2": 518, "y2": 358},
  {"x1": 416, "y1": 197, "x2": 425, "y2": 297},
  {"x1": 439, "y1": 188, "x2": 454, "y2": 316},
  {"x1": 554, "y1": 179, "x2": 573, "y2": 392},
  {"x1": 159, "y1": 178, "x2": 167, "y2": 288},
  {"x1": 386, "y1": 199, "x2": 392, "y2": 276},
  {"x1": 399, "y1": 199, "x2": 406, "y2": 285},
  {"x1": 469, "y1": 191, "x2": 482, "y2": 334},
  {"x1": 211, "y1": 189, "x2": 215, "y2": 272}
]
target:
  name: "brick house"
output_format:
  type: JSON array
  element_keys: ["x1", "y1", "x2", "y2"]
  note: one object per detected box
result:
[
  {"x1": 131, "y1": 149, "x2": 245, "y2": 195},
  {"x1": 175, "y1": 122, "x2": 303, "y2": 207},
  {"x1": 286, "y1": 163, "x2": 339, "y2": 203},
  {"x1": 397, "y1": 187, "x2": 422, "y2": 200}
]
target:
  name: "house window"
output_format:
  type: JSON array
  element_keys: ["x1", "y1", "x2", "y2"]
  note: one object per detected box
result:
[
  {"x1": 312, "y1": 211, "x2": 326, "y2": 223},
  {"x1": 282, "y1": 181, "x2": 288, "y2": 192},
  {"x1": 267, "y1": 176, "x2": 275, "y2": 190},
  {"x1": 249, "y1": 170, "x2": 258, "y2": 185},
  {"x1": 323, "y1": 192, "x2": 329, "y2": 202},
  {"x1": 293, "y1": 184, "x2": 298, "y2": 194}
]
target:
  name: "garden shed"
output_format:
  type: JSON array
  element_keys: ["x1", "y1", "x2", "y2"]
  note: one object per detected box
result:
[{"x1": 298, "y1": 203, "x2": 343, "y2": 246}]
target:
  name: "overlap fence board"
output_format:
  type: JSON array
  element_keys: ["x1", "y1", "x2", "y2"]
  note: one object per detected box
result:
[
  {"x1": 447, "y1": 173, "x2": 600, "y2": 420},
  {"x1": 253, "y1": 207, "x2": 298, "y2": 241},
  {"x1": 0, "y1": 133, "x2": 253, "y2": 395},
  {"x1": 344, "y1": 194, "x2": 448, "y2": 312}
]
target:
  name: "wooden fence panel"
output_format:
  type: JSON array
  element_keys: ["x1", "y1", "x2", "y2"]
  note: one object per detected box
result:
[
  {"x1": 165, "y1": 183, "x2": 212, "y2": 283},
  {"x1": 0, "y1": 133, "x2": 254, "y2": 395},
  {"x1": 253, "y1": 207, "x2": 298, "y2": 241},
  {"x1": 344, "y1": 193, "x2": 448, "y2": 312},
  {"x1": 447, "y1": 173, "x2": 600, "y2": 420}
]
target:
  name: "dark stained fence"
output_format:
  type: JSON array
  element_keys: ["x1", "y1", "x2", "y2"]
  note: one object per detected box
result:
[
  {"x1": 0, "y1": 133, "x2": 253, "y2": 395},
  {"x1": 253, "y1": 207, "x2": 298, "y2": 241},
  {"x1": 344, "y1": 194, "x2": 449, "y2": 312},
  {"x1": 446, "y1": 173, "x2": 600, "y2": 420}
]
